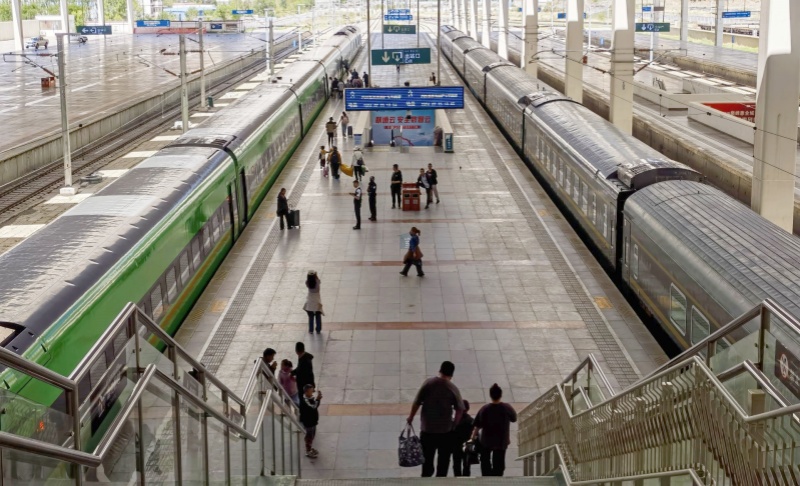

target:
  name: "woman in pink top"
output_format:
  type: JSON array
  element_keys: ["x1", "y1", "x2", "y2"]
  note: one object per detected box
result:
[{"x1": 279, "y1": 359, "x2": 299, "y2": 406}]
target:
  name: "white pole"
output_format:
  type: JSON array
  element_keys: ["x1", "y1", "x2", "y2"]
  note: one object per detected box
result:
[
  {"x1": 179, "y1": 34, "x2": 189, "y2": 133},
  {"x1": 269, "y1": 16, "x2": 275, "y2": 77},
  {"x1": 199, "y1": 21, "x2": 206, "y2": 109},
  {"x1": 56, "y1": 34, "x2": 75, "y2": 195},
  {"x1": 10, "y1": 0, "x2": 23, "y2": 52}
]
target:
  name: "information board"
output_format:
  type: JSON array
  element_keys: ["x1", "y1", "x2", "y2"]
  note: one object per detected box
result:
[
  {"x1": 345, "y1": 87, "x2": 464, "y2": 111},
  {"x1": 383, "y1": 25, "x2": 416, "y2": 34},
  {"x1": 642, "y1": 6, "x2": 652, "y2": 11},
  {"x1": 722, "y1": 11, "x2": 751, "y2": 18},
  {"x1": 372, "y1": 110, "x2": 435, "y2": 146},
  {"x1": 136, "y1": 20, "x2": 170, "y2": 27},
  {"x1": 232, "y1": 9, "x2": 254, "y2": 14},
  {"x1": 635, "y1": 22, "x2": 670, "y2": 32},
  {"x1": 387, "y1": 8, "x2": 411, "y2": 14},
  {"x1": 384, "y1": 14, "x2": 413, "y2": 21},
  {"x1": 78, "y1": 25, "x2": 112, "y2": 35},
  {"x1": 371, "y1": 48, "x2": 431, "y2": 65}
]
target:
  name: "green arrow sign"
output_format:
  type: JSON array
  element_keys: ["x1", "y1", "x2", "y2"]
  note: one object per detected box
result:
[
  {"x1": 635, "y1": 22, "x2": 671, "y2": 32},
  {"x1": 383, "y1": 25, "x2": 416, "y2": 34},
  {"x1": 371, "y1": 48, "x2": 431, "y2": 65}
]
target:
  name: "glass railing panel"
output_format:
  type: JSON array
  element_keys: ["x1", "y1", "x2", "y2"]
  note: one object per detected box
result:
[
  {"x1": 262, "y1": 401, "x2": 275, "y2": 476},
  {"x1": 229, "y1": 432, "x2": 245, "y2": 480},
  {"x1": 763, "y1": 314, "x2": 800, "y2": 406},
  {"x1": 718, "y1": 370, "x2": 757, "y2": 411},
  {"x1": 84, "y1": 414, "x2": 139, "y2": 484},
  {"x1": 1, "y1": 447, "x2": 74, "y2": 485},
  {"x1": 206, "y1": 414, "x2": 227, "y2": 482},
  {"x1": 282, "y1": 414, "x2": 293, "y2": 475},
  {"x1": 179, "y1": 395, "x2": 206, "y2": 485},
  {"x1": 138, "y1": 379, "x2": 177, "y2": 484},
  {"x1": 709, "y1": 328, "x2": 759, "y2": 373},
  {"x1": 0, "y1": 386, "x2": 72, "y2": 447}
]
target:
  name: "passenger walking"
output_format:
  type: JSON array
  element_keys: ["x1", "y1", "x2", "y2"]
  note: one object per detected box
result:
[
  {"x1": 427, "y1": 163, "x2": 440, "y2": 203},
  {"x1": 278, "y1": 359, "x2": 299, "y2": 406},
  {"x1": 303, "y1": 270, "x2": 323, "y2": 333},
  {"x1": 330, "y1": 77, "x2": 339, "y2": 98},
  {"x1": 277, "y1": 188, "x2": 290, "y2": 230},
  {"x1": 292, "y1": 342, "x2": 315, "y2": 391},
  {"x1": 352, "y1": 146, "x2": 364, "y2": 181},
  {"x1": 452, "y1": 400, "x2": 474, "y2": 477},
  {"x1": 400, "y1": 227, "x2": 424, "y2": 277},
  {"x1": 262, "y1": 348, "x2": 278, "y2": 374},
  {"x1": 339, "y1": 112, "x2": 350, "y2": 138},
  {"x1": 406, "y1": 361, "x2": 466, "y2": 477},
  {"x1": 471, "y1": 384, "x2": 517, "y2": 477},
  {"x1": 363, "y1": 72, "x2": 369, "y2": 87},
  {"x1": 318, "y1": 146, "x2": 328, "y2": 170},
  {"x1": 430, "y1": 72, "x2": 437, "y2": 85},
  {"x1": 299, "y1": 384, "x2": 323, "y2": 458},
  {"x1": 325, "y1": 117, "x2": 337, "y2": 147},
  {"x1": 367, "y1": 176, "x2": 377, "y2": 221},
  {"x1": 391, "y1": 164, "x2": 403, "y2": 209},
  {"x1": 417, "y1": 168, "x2": 432, "y2": 209},
  {"x1": 351, "y1": 180, "x2": 362, "y2": 230},
  {"x1": 328, "y1": 147, "x2": 341, "y2": 179}
]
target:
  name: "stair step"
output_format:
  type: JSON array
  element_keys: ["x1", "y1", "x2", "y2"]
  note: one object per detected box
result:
[{"x1": 296, "y1": 477, "x2": 557, "y2": 486}]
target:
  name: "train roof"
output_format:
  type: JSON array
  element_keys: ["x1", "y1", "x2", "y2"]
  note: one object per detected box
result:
[{"x1": 626, "y1": 180, "x2": 800, "y2": 319}]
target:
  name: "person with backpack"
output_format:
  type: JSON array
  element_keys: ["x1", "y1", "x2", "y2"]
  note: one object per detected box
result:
[
  {"x1": 352, "y1": 146, "x2": 365, "y2": 181},
  {"x1": 325, "y1": 117, "x2": 337, "y2": 147},
  {"x1": 328, "y1": 147, "x2": 341, "y2": 179},
  {"x1": 417, "y1": 168, "x2": 432, "y2": 209},
  {"x1": 339, "y1": 112, "x2": 350, "y2": 139}
]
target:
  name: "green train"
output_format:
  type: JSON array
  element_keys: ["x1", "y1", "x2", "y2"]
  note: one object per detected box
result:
[{"x1": 0, "y1": 27, "x2": 361, "y2": 415}]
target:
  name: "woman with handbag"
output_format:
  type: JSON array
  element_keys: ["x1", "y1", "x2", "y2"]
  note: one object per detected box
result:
[
  {"x1": 400, "y1": 227, "x2": 424, "y2": 277},
  {"x1": 277, "y1": 188, "x2": 290, "y2": 230}
]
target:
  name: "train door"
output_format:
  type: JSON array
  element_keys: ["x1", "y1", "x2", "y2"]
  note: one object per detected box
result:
[
  {"x1": 228, "y1": 184, "x2": 240, "y2": 239},
  {"x1": 237, "y1": 169, "x2": 248, "y2": 226},
  {"x1": 621, "y1": 218, "x2": 631, "y2": 282}
]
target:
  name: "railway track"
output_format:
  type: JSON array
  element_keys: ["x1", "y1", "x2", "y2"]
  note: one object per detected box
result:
[{"x1": 0, "y1": 41, "x2": 304, "y2": 225}]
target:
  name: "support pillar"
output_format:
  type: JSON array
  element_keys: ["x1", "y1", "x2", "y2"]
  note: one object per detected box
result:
[
  {"x1": 679, "y1": 0, "x2": 688, "y2": 50},
  {"x1": 450, "y1": 0, "x2": 456, "y2": 26},
  {"x1": 564, "y1": 0, "x2": 584, "y2": 103},
  {"x1": 10, "y1": 0, "x2": 24, "y2": 52},
  {"x1": 59, "y1": 0, "x2": 70, "y2": 32},
  {"x1": 609, "y1": 0, "x2": 634, "y2": 134},
  {"x1": 454, "y1": 0, "x2": 462, "y2": 30},
  {"x1": 97, "y1": 0, "x2": 105, "y2": 25},
  {"x1": 498, "y1": 0, "x2": 509, "y2": 59},
  {"x1": 714, "y1": 0, "x2": 723, "y2": 46},
  {"x1": 126, "y1": 0, "x2": 135, "y2": 32},
  {"x1": 752, "y1": 0, "x2": 800, "y2": 232},
  {"x1": 481, "y1": 0, "x2": 491, "y2": 48},
  {"x1": 469, "y1": 0, "x2": 478, "y2": 38},
  {"x1": 520, "y1": 0, "x2": 539, "y2": 77}
]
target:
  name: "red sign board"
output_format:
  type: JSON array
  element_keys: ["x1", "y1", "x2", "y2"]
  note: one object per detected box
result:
[{"x1": 701, "y1": 102, "x2": 756, "y2": 122}]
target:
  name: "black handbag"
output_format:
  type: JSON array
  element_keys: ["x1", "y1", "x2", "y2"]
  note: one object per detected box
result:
[{"x1": 464, "y1": 440, "x2": 480, "y2": 465}]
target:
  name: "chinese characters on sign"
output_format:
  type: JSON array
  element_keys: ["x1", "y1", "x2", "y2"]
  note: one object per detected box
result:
[{"x1": 371, "y1": 110, "x2": 436, "y2": 146}]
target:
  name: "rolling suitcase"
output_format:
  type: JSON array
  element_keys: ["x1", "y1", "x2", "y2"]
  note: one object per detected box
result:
[
  {"x1": 287, "y1": 209, "x2": 300, "y2": 228},
  {"x1": 347, "y1": 125, "x2": 353, "y2": 137}
]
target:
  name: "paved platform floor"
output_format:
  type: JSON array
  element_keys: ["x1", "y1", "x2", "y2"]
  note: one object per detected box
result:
[
  {"x1": 173, "y1": 33, "x2": 666, "y2": 479},
  {"x1": 0, "y1": 33, "x2": 268, "y2": 155}
]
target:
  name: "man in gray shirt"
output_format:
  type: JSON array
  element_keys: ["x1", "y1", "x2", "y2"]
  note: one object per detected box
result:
[{"x1": 406, "y1": 361, "x2": 465, "y2": 477}]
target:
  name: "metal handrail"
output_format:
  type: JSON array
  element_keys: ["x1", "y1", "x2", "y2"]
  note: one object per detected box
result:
[
  {"x1": 0, "y1": 362, "x2": 304, "y2": 469},
  {"x1": 560, "y1": 353, "x2": 616, "y2": 398},
  {"x1": 518, "y1": 444, "x2": 705, "y2": 485}
]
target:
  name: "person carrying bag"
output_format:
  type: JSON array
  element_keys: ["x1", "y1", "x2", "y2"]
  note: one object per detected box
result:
[{"x1": 398, "y1": 423, "x2": 423, "y2": 467}]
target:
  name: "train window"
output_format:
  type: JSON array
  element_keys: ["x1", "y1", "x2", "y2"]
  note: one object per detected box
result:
[
  {"x1": 165, "y1": 266, "x2": 178, "y2": 304},
  {"x1": 179, "y1": 251, "x2": 191, "y2": 287},
  {"x1": 203, "y1": 225, "x2": 212, "y2": 254},
  {"x1": 212, "y1": 212, "x2": 221, "y2": 242},
  {"x1": 572, "y1": 173, "x2": 579, "y2": 201},
  {"x1": 221, "y1": 204, "x2": 231, "y2": 232},
  {"x1": 691, "y1": 307, "x2": 710, "y2": 345},
  {"x1": 669, "y1": 285, "x2": 687, "y2": 335},
  {"x1": 191, "y1": 237, "x2": 202, "y2": 270},
  {"x1": 565, "y1": 168, "x2": 571, "y2": 194},
  {"x1": 150, "y1": 285, "x2": 165, "y2": 322},
  {"x1": 632, "y1": 244, "x2": 639, "y2": 279},
  {"x1": 591, "y1": 195, "x2": 596, "y2": 224},
  {"x1": 602, "y1": 204, "x2": 608, "y2": 239},
  {"x1": 581, "y1": 184, "x2": 589, "y2": 214}
]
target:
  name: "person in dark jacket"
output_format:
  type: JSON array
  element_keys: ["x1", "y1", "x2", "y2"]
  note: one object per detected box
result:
[
  {"x1": 417, "y1": 168, "x2": 432, "y2": 209},
  {"x1": 452, "y1": 399, "x2": 474, "y2": 476},
  {"x1": 367, "y1": 176, "x2": 377, "y2": 221},
  {"x1": 277, "y1": 188, "x2": 290, "y2": 230},
  {"x1": 427, "y1": 163, "x2": 440, "y2": 204},
  {"x1": 292, "y1": 342, "x2": 315, "y2": 391},
  {"x1": 328, "y1": 147, "x2": 342, "y2": 180},
  {"x1": 471, "y1": 384, "x2": 517, "y2": 476},
  {"x1": 363, "y1": 72, "x2": 369, "y2": 87},
  {"x1": 299, "y1": 384, "x2": 323, "y2": 458},
  {"x1": 390, "y1": 164, "x2": 403, "y2": 208}
]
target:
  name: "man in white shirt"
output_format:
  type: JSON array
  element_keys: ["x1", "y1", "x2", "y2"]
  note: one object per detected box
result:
[{"x1": 350, "y1": 180, "x2": 362, "y2": 230}]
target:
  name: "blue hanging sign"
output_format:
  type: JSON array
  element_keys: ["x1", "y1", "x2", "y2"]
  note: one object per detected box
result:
[
  {"x1": 136, "y1": 20, "x2": 170, "y2": 27},
  {"x1": 345, "y1": 87, "x2": 464, "y2": 111},
  {"x1": 722, "y1": 11, "x2": 751, "y2": 18},
  {"x1": 232, "y1": 9, "x2": 254, "y2": 14}
]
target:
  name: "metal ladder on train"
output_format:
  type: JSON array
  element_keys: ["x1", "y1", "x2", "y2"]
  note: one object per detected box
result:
[
  {"x1": 516, "y1": 298, "x2": 800, "y2": 485},
  {"x1": 0, "y1": 302, "x2": 305, "y2": 484}
]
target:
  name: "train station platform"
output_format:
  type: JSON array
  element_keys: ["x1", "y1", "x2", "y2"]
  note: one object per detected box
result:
[
  {"x1": 171, "y1": 32, "x2": 667, "y2": 479},
  {"x1": 0, "y1": 33, "x2": 268, "y2": 157}
]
